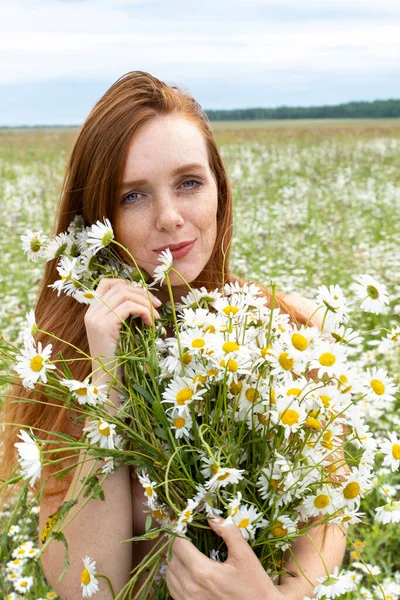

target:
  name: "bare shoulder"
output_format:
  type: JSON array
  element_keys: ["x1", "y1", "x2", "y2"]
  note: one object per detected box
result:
[{"x1": 280, "y1": 292, "x2": 324, "y2": 330}]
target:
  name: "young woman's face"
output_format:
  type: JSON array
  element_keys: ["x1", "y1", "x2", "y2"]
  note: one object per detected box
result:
[{"x1": 114, "y1": 114, "x2": 219, "y2": 298}]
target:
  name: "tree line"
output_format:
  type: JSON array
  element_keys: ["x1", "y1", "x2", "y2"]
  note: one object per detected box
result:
[{"x1": 205, "y1": 99, "x2": 400, "y2": 121}]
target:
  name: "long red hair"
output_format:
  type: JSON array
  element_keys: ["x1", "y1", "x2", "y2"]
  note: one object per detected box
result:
[{"x1": 0, "y1": 71, "x2": 306, "y2": 499}]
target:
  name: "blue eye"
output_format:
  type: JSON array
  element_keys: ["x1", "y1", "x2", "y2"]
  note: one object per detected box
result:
[{"x1": 122, "y1": 191, "x2": 142, "y2": 205}]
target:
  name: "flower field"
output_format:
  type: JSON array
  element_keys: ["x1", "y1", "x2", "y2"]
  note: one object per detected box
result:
[{"x1": 1, "y1": 121, "x2": 400, "y2": 599}]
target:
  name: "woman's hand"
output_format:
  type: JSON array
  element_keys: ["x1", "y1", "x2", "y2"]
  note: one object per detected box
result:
[
  {"x1": 166, "y1": 517, "x2": 286, "y2": 600},
  {"x1": 84, "y1": 278, "x2": 162, "y2": 360}
]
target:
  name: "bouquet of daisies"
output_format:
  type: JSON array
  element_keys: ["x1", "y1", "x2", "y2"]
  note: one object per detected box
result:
[{"x1": 1, "y1": 217, "x2": 398, "y2": 600}]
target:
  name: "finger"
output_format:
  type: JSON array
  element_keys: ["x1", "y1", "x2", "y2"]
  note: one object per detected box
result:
[
  {"x1": 111, "y1": 301, "x2": 160, "y2": 327},
  {"x1": 94, "y1": 290, "x2": 159, "y2": 319},
  {"x1": 96, "y1": 280, "x2": 161, "y2": 307},
  {"x1": 171, "y1": 535, "x2": 210, "y2": 572},
  {"x1": 96, "y1": 277, "x2": 161, "y2": 306},
  {"x1": 208, "y1": 516, "x2": 253, "y2": 564},
  {"x1": 166, "y1": 565, "x2": 185, "y2": 600}
]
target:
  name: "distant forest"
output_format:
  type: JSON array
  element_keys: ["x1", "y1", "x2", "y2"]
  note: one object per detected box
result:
[{"x1": 205, "y1": 99, "x2": 400, "y2": 121}]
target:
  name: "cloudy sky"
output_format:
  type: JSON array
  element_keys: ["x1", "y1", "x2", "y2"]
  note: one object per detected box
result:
[{"x1": 1, "y1": 0, "x2": 400, "y2": 125}]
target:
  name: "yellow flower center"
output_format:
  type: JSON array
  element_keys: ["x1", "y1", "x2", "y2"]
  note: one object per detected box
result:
[
  {"x1": 152, "y1": 509, "x2": 166, "y2": 520},
  {"x1": 182, "y1": 510, "x2": 192, "y2": 523},
  {"x1": 76, "y1": 387, "x2": 88, "y2": 395},
  {"x1": 30, "y1": 355, "x2": 44, "y2": 372},
  {"x1": 220, "y1": 358, "x2": 238, "y2": 372},
  {"x1": 278, "y1": 324, "x2": 286, "y2": 332},
  {"x1": 314, "y1": 494, "x2": 330, "y2": 509},
  {"x1": 270, "y1": 388, "x2": 276, "y2": 405},
  {"x1": 343, "y1": 481, "x2": 360, "y2": 500},
  {"x1": 176, "y1": 388, "x2": 194, "y2": 405},
  {"x1": 370, "y1": 379, "x2": 385, "y2": 395},
  {"x1": 20, "y1": 581, "x2": 28, "y2": 588},
  {"x1": 281, "y1": 409, "x2": 299, "y2": 426},
  {"x1": 182, "y1": 352, "x2": 192, "y2": 364},
  {"x1": 193, "y1": 374, "x2": 206, "y2": 384},
  {"x1": 245, "y1": 388, "x2": 260, "y2": 403},
  {"x1": 261, "y1": 345, "x2": 273, "y2": 357},
  {"x1": 83, "y1": 292, "x2": 95, "y2": 299},
  {"x1": 192, "y1": 338, "x2": 205, "y2": 349},
  {"x1": 230, "y1": 380, "x2": 243, "y2": 394},
  {"x1": 97, "y1": 422, "x2": 110, "y2": 436},
  {"x1": 238, "y1": 518, "x2": 250, "y2": 528},
  {"x1": 81, "y1": 568, "x2": 91, "y2": 585},
  {"x1": 257, "y1": 413, "x2": 268, "y2": 425},
  {"x1": 145, "y1": 486, "x2": 153, "y2": 496},
  {"x1": 217, "y1": 471, "x2": 230, "y2": 480},
  {"x1": 287, "y1": 387, "x2": 301, "y2": 397},
  {"x1": 319, "y1": 352, "x2": 336, "y2": 367},
  {"x1": 306, "y1": 417, "x2": 322, "y2": 430},
  {"x1": 279, "y1": 352, "x2": 294, "y2": 371},
  {"x1": 291, "y1": 333, "x2": 308, "y2": 351},
  {"x1": 222, "y1": 341, "x2": 239, "y2": 353},
  {"x1": 204, "y1": 324, "x2": 215, "y2": 333},
  {"x1": 207, "y1": 369, "x2": 218, "y2": 377},
  {"x1": 271, "y1": 521, "x2": 288, "y2": 537},
  {"x1": 320, "y1": 395, "x2": 331, "y2": 408},
  {"x1": 173, "y1": 417, "x2": 186, "y2": 429},
  {"x1": 392, "y1": 444, "x2": 400, "y2": 460},
  {"x1": 231, "y1": 505, "x2": 239, "y2": 517},
  {"x1": 223, "y1": 305, "x2": 240, "y2": 316},
  {"x1": 211, "y1": 464, "x2": 219, "y2": 474}
]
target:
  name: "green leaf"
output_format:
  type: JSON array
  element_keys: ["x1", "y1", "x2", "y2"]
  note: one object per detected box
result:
[{"x1": 145, "y1": 515, "x2": 152, "y2": 532}]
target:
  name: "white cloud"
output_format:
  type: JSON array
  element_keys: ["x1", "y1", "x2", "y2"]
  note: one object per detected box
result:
[{"x1": 0, "y1": 0, "x2": 399, "y2": 84}]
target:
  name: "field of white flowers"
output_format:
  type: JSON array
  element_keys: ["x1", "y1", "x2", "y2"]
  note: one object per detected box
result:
[{"x1": 1, "y1": 122, "x2": 400, "y2": 599}]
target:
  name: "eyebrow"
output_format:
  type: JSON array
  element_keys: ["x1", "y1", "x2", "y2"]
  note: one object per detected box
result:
[{"x1": 120, "y1": 162, "x2": 207, "y2": 190}]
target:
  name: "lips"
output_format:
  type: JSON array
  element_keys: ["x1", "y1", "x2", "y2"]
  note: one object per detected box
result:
[{"x1": 153, "y1": 240, "x2": 195, "y2": 252}]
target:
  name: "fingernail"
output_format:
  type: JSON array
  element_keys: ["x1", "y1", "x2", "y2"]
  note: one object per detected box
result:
[{"x1": 154, "y1": 298, "x2": 162, "y2": 306}]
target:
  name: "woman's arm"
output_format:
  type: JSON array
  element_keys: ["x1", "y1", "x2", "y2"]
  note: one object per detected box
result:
[
  {"x1": 39, "y1": 373, "x2": 133, "y2": 599},
  {"x1": 275, "y1": 518, "x2": 347, "y2": 599}
]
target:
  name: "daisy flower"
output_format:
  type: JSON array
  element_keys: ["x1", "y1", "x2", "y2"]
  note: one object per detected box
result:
[
  {"x1": 301, "y1": 486, "x2": 337, "y2": 518},
  {"x1": 205, "y1": 467, "x2": 245, "y2": 491},
  {"x1": 153, "y1": 248, "x2": 173, "y2": 285},
  {"x1": 232, "y1": 503, "x2": 267, "y2": 541},
  {"x1": 43, "y1": 231, "x2": 70, "y2": 260},
  {"x1": 83, "y1": 419, "x2": 117, "y2": 450},
  {"x1": 14, "y1": 429, "x2": 42, "y2": 486},
  {"x1": 72, "y1": 288, "x2": 100, "y2": 305},
  {"x1": 7, "y1": 525, "x2": 21, "y2": 538},
  {"x1": 21, "y1": 229, "x2": 48, "y2": 261},
  {"x1": 162, "y1": 375, "x2": 206, "y2": 414},
  {"x1": 274, "y1": 397, "x2": 306, "y2": 439},
  {"x1": 81, "y1": 556, "x2": 99, "y2": 598},
  {"x1": 268, "y1": 515, "x2": 298, "y2": 549},
  {"x1": 14, "y1": 575, "x2": 34, "y2": 593},
  {"x1": 22, "y1": 309, "x2": 38, "y2": 344},
  {"x1": 351, "y1": 274, "x2": 389, "y2": 314},
  {"x1": 14, "y1": 340, "x2": 56, "y2": 390},
  {"x1": 169, "y1": 409, "x2": 193, "y2": 439},
  {"x1": 311, "y1": 341, "x2": 347, "y2": 378},
  {"x1": 375, "y1": 501, "x2": 400, "y2": 524},
  {"x1": 363, "y1": 367, "x2": 397, "y2": 403},
  {"x1": 60, "y1": 378, "x2": 107, "y2": 407},
  {"x1": 315, "y1": 284, "x2": 349, "y2": 323},
  {"x1": 49, "y1": 256, "x2": 81, "y2": 297},
  {"x1": 380, "y1": 432, "x2": 400, "y2": 471},
  {"x1": 137, "y1": 469, "x2": 158, "y2": 508},
  {"x1": 86, "y1": 218, "x2": 114, "y2": 254},
  {"x1": 313, "y1": 566, "x2": 354, "y2": 599},
  {"x1": 173, "y1": 499, "x2": 198, "y2": 534}
]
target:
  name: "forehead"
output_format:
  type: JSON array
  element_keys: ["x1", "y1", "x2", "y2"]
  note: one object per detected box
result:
[{"x1": 122, "y1": 115, "x2": 210, "y2": 180}]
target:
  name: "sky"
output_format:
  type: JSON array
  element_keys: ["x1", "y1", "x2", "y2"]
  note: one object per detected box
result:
[{"x1": 1, "y1": 0, "x2": 400, "y2": 126}]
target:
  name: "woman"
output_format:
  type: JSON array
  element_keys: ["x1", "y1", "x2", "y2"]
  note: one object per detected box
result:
[{"x1": 1, "y1": 71, "x2": 346, "y2": 599}]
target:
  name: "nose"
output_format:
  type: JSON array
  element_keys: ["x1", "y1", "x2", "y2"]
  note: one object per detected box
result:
[{"x1": 155, "y1": 194, "x2": 184, "y2": 232}]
